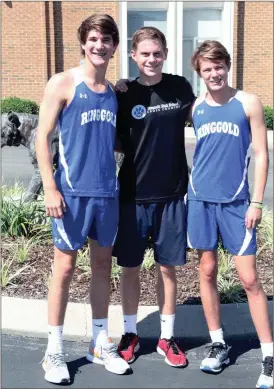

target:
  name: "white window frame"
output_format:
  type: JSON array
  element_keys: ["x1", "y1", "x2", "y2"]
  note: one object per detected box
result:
[{"x1": 118, "y1": 1, "x2": 234, "y2": 84}]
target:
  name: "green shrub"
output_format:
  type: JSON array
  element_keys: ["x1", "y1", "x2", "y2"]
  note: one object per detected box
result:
[
  {"x1": 264, "y1": 106, "x2": 273, "y2": 130},
  {"x1": 1, "y1": 197, "x2": 50, "y2": 241},
  {"x1": 1, "y1": 96, "x2": 39, "y2": 114}
]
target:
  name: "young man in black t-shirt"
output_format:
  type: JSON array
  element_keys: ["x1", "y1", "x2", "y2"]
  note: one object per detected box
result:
[{"x1": 114, "y1": 27, "x2": 195, "y2": 367}]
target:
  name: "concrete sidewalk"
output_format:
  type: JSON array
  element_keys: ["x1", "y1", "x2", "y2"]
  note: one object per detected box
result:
[
  {"x1": 2, "y1": 296, "x2": 273, "y2": 342},
  {"x1": 185, "y1": 127, "x2": 273, "y2": 149}
]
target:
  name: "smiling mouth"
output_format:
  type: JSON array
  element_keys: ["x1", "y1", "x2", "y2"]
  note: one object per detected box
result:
[
  {"x1": 92, "y1": 52, "x2": 107, "y2": 57},
  {"x1": 210, "y1": 78, "x2": 222, "y2": 83}
]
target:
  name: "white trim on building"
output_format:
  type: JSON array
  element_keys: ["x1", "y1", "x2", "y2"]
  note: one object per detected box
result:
[{"x1": 118, "y1": 1, "x2": 234, "y2": 88}]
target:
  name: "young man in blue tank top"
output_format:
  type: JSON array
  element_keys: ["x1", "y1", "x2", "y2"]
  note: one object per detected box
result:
[
  {"x1": 113, "y1": 27, "x2": 195, "y2": 367},
  {"x1": 36, "y1": 14, "x2": 130, "y2": 384},
  {"x1": 187, "y1": 40, "x2": 273, "y2": 388}
]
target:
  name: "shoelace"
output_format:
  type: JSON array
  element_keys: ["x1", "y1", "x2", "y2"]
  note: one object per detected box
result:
[
  {"x1": 166, "y1": 337, "x2": 180, "y2": 355},
  {"x1": 40, "y1": 353, "x2": 67, "y2": 367},
  {"x1": 119, "y1": 333, "x2": 135, "y2": 351},
  {"x1": 206, "y1": 343, "x2": 226, "y2": 358},
  {"x1": 103, "y1": 343, "x2": 120, "y2": 359},
  {"x1": 262, "y1": 356, "x2": 273, "y2": 377}
]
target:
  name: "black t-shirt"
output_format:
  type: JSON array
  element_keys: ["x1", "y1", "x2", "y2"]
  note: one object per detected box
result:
[{"x1": 117, "y1": 73, "x2": 196, "y2": 203}]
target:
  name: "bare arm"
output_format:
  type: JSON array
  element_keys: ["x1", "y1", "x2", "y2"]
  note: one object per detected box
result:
[
  {"x1": 245, "y1": 94, "x2": 269, "y2": 228},
  {"x1": 36, "y1": 73, "x2": 68, "y2": 218}
]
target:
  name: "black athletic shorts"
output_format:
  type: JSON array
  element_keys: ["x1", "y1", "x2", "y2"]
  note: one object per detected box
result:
[{"x1": 113, "y1": 199, "x2": 187, "y2": 267}]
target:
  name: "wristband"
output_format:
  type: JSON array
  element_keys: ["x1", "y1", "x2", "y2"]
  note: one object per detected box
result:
[
  {"x1": 251, "y1": 203, "x2": 263, "y2": 209},
  {"x1": 251, "y1": 201, "x2": 263, "y2": 205}
]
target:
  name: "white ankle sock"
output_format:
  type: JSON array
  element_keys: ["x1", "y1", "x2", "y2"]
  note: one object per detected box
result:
[
  {"x1": 92, "y1": 318, "x2": 108, "y2": 346},
  {"x1": 160, "y1": 314, "x2": 175, "y2": 340},
  {"x1": 123, "y1": 314, "x2": 137, "y2": 334},
  {"x1": 209, "y1": 328, "x2": 225, "y2": 344},
  {"x1": 47, "y1": 325, "x2": 64, "y2": 354},
  {"x1": 261, "y1": 342, "x2": 273, "y2": 359}
]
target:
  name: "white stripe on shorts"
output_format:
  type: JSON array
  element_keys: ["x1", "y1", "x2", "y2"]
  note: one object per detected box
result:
[
  {"x1": 187, "y1": 232, "x2": 193, "y2": 249},
  {"x1": 237, "y1": 227, "x2": 253, "y2": 256},
  {"x1": 54, "y1": 218, "x2": 74, "y2": 250}
]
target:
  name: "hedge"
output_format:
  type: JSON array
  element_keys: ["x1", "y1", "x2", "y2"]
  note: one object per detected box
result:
[
  {"x1": 1, "y1": 96, "x2": 39, "y2": 115},
  {"x1": 264, "y1": 106, "x2": 273, "y2": 130},
  {"x1": 0, "y1": 96, "x2": 272, "y2": 130}
]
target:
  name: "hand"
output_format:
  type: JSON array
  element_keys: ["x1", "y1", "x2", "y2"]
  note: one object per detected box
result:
[
  {"x1": 245, "y1": 204, "x2": 262, "y2": 228},
  {"x1": 44, "y1": 188, "x2": 66, "y2": 219},
  {"x1": 115, "y1": 79, "x2": 129, "y2": 92}
]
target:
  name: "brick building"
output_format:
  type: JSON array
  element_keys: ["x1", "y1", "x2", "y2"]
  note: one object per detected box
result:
[{"x1": 2, "y1": 1, "x2": 273, "y2": 106}]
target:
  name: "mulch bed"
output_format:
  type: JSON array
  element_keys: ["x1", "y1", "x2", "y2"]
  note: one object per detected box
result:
[{"x1": 1, "y1": 236, "x2": 273, "y2": 305}]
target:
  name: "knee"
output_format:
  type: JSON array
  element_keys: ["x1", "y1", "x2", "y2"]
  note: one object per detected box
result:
[
  {"x1": 92, "y1": 257, "x2": 112, "y2": 278},
  {"x1": 157, "y1": 264, "x2": 176, "y2": 280},
  {"x1": 121, "y1": 266, "x2": 140, "y2": 281},
  {"x1": 53, "y1": 259, "x2": 75, "y2": 283},
  {"x1": 200, "y1": 260, "x2": 217, "y2": 281},
  {"x1": 239, "y1": 272, "x2": 260, "y2": 293}
]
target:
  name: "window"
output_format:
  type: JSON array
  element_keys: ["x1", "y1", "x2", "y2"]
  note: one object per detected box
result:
[
  {"x1": 120, "y1": 2, "x2": 233, "y2": 85},
  {"x1": 127, "y1": 11, "x2": 167, "y2": 79},
  {"x1": 183, "y1": 8, "x2": 222, "y2": 95}
]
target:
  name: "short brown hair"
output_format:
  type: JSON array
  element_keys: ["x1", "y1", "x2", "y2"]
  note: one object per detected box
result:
[
  {"x1": 131, "y1": 26, "x2": 167, "y2": 51},
  {"x1": 77, "y1": 14, "x2": 119, "y2": 56},
  {"x1": 191, "y1": 40, "x2": 231, "y2": 74}
]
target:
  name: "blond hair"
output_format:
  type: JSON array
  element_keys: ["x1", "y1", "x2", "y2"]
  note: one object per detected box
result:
[
  {"x1": 191, "y1": 40, "x2": 231, "y2": 74},
  {"x1": 131, "y1": 26, "x2": 167, "y2": 51}
]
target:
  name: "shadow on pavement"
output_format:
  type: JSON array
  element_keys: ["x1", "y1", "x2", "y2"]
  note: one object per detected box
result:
[
  {"x1": 226, "y1": 336, "x2": 260, "y2": 366},
  {"x1": 136, "y1": 307, "x2": 262, "y2": 369},
  {"x1": 67, "y1": 357, "x2": 90, "y2": 385}
]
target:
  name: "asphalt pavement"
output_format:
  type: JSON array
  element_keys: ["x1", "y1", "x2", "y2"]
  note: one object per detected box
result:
[
  {"x1": 2, "y1": 334, "x2": 263, "y2": 389},
  {"x1": 2, "y1": 144, "x2": 273, "y2": 209}
]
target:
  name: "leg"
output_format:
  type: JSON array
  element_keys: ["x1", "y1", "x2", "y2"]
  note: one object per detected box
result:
[
  {"x1": 199, "y1": 250, "x2": 221, "y2": 332},
  {"x1": 120, "y1": 265, "x2": 141, "y2": 317},
  {"x1": 44, "y1": 247, "x2": 76, "y2": 384},
  {"x1": 118, "y1": 266, "x2": 141, "y2": 363},
  {"x1": 115, "y1": 202, "x2": 148, "y2": 320},
  {"x1": 235, "y1": 254, "x2": 273, "y2": 389},
  {"x1": 234, "y1": 255, "x2": 272, "y2": 343},
  {"x1": 44, "y1": 196, "x2": 92, "y2": 383},
  {"x1": 89, "y1": 238, "x2": 112, "y2": 320},
  {"x1": 156, "y1": 263, "x2": 176, "y2": 316},
  {"x1": 115, "y1": 203, "x2": 148, "y2": 363},
  {"x1": 154, "y1": 200, "x2": 187, "y2": 367},
  {"x1": 48, "y1": 247, "x2": 77, "y2": 326},
  {"x1": 87, "y1": 199, "x2": 130, "y2": 374},
  {"x1": 188, "y1": 201, "x2": 229, "y2": 373}
]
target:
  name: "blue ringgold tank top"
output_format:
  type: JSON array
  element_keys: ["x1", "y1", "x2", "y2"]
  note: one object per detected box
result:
[
  {"x1": 54, "y1": 68, "x2": 118, "y2": 197},
  {"x1": 188, "y1": 91, "x2": 251, "y2": 202}
]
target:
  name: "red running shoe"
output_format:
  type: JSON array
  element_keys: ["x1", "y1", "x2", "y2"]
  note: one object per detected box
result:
[
  {"x1": 118, "y1": 332, "x2": 140, "y2": 363},
  {"x1": 157, "y1": 337, "x2": 187, "y2": 367}
]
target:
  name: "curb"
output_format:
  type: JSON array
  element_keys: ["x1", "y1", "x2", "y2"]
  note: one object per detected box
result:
[
  {"x1": 185, "y1": 127, "x2": 273, "y2": 150},
  {"x1": 2, "y1": 296, "x2": 273, "y2": 343}
]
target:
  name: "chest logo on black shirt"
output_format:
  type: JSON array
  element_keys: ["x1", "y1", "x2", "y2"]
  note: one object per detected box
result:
[{"x1": 132, "y1": 105, "x2": 147, "y2": 120}]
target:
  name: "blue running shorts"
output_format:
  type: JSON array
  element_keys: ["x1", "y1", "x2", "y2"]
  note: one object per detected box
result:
[
  {"x1": 113, "y1": 199, "x2": 187, "y2": 267},
  {"x1": 51, "y1": 196, "x2": 119, "y2": 251},
  {"x1": 187, "y1": 199, "x2": 257, "y2": 255}
]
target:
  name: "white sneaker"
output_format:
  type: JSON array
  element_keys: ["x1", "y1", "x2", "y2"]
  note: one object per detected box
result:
[
  {"x1": 42, "y1": 350, "x2": 70, "y2": 384},
  {"x1": 86, "y1": 339, "x2": 130, "y2": 375},
  {"x1": 200, "y1": 342, "x2": 230, "y2": 373},
  {"x1": 256, "y1": 356, "x2": 273, "y2": 388}
]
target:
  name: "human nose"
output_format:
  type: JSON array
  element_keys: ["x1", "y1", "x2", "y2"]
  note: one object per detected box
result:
[
  {"x1": 211, "y1": 69, "x2": 219, "y2": 78},
  {"x1": 148, "y1": 54, "x2": 156, "y2": 62},
  {"x1": 95, "y1": 39, "x2": 104, "y2": 49}
]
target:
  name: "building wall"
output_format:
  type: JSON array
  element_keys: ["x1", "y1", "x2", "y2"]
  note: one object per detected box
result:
[
  {"x1": 233, "y1": 1, "x2": 273, "y2": 106},
  {"x1": 2, "y1": 1, "x2": 119, "y2": 104},
  {"x1": 2, "y1": 2, "x2": 48, "y2": 103},
  {"x1": 2, "y1": 1, "x2": 273, "y2": 106}
]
